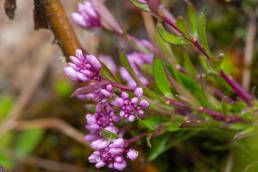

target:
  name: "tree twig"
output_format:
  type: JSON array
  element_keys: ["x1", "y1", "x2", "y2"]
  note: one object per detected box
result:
[
  {"x1": 34, "y1": 0, "x2": 82, "y2": 58},
  {"x1": 14, "y1": 118, "x2": 89, "y2": 147},
  {"x1": 242, "y1": 9, "x2": 257, "y2": 91},
  {"x1": 0, "y1": 148, "x2": 94, "y2": 172}
]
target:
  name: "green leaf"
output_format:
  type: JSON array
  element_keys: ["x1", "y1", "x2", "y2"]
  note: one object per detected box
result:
[
  {"x1": 101, "y1": 129, "x2": 119, "y2": 140},
  {"x1": 183, "y1": 53, "x2": 197, "y2": 76},
  {"x1": 176, "y1": 17, "x2": 190, "y2": 39},
  {"x1": 179, "y1": 73, "x2": 211, "y2": 107},
  {"x1": 166, "y1": 117, "x2": 184, "y2": 132},
  {"x1": 0, "y1": 153, "x2": 13, "y2": 169},
  {"x1": 157, "y1": 24, "x2": 189, "y2": 45},
  {"x1": 199, "y1": 12, "x2": 212, "y2": 57},
  {"x1": 148, "y1": 133, "x2": 171, "y2": 161},
  {"x1": 130, "y1": 0, "x2": 150, "y2": 11},
  {"x1": 187, "y1": 2, "x2": 198, "y2": 38},
  {"x1": 199, "y1": 55, "x2": 210, "y2": 73},
  {"x1": 54, "y1": 80, "x2": 73, "y2": 97},
  {"x1": 153, "y1": 58, "x2": 173, "y2": 97},
  {"x1": 14, "y1": 129, "x2": 44, "y2": 156},
  {"x1": 0, "y1": 94, "x2": 14, "y2": 120},
  {"x1": 155, "y1": 24, "x2": 178, "y2": 66},
  {"x1": 138, "y1": 116, "x2": 167, "y2": 131},
  {"x1": 149, "y1": 131, "x2": 198, "y2": 161}
]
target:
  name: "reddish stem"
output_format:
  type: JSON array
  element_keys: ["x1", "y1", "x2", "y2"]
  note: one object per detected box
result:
[{"x1": 220, "y1": 71, "x2": 253, "y2": 106}]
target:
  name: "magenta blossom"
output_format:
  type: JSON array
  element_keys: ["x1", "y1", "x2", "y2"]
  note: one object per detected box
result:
[
  {"x1": 86, "y1": 105, "x2": 119, "y2": 131},
  {"x1": 89, "y1": 138, "x2": 138, "y2": 170},
  {"x1": 113, "y1": 88, "x2": 149, "y2": 121},
  {"x1": 64, "y1": 49, "x2": 102, "y2": 82},
  {"x1": 71, "y1": 1, "x2": 101, "y2": 29}
]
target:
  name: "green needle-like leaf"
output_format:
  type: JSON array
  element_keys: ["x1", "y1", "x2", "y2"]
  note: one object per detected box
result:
[
  {"x1": 158, "y1": 24, "x2": 189, "y2": 45},
  {"x1": 199, "y1": 12, "x2": 212, "y2": 57},
  {"x1": 153, "y1": 58, "x2": 173, "y2": 97}
]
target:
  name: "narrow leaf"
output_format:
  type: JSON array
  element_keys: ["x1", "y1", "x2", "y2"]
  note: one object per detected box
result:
[
  {"x1": 101, "y1": 129, "x2": 119, "y2": 140},
  {"x1": 187, "y1": 2, "x2": 198, "y2": 38},
  {"x1": 199, "y1": 12, "x2": 212, "y2": 57},
  {"x1": 148, "y1": 133, "x2": 171, "y2": 161},
  {"x1": 183, "y1": 53, "x2": 197, "y2": 76},
  {"x1": 14, "y1": 129, "x2": 44, "y2": 156},
  {"x1": 130, "y1": 0, "x2": 150, "y2": 11},
  {"x1": 176, "y1": 17, "x2": 190, "y2": 39},
  {"x1": 153, "y1": 58, "x2": 173, "y2": 97},
  {"x1": 139, "y1": 116, "x2": 167, "y2": 131},
  {"x1": 158, "y1": 24, "x2": 189, "y2": 45}
]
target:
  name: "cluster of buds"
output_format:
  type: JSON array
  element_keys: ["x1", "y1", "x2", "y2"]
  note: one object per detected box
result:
[
  {"x1": 64, "y1": 49, "x2": 101, "y2": 82},
  {"x1": 71, "y1": 1, "x2": 101, "y2": 29},
  {"x1": 64, "y1": 49, "x2": 149, "y2": 170},
  {"x1": 89, "y1": 138, "x2": 138, "y2": 170}
]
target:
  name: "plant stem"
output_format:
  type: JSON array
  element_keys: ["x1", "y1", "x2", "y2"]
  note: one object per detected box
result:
[
  {"x1": 220, "y1": 70, "x2": 253, "y2": 106},
  {"x1": 158, "y1": 6, "x2": 253, "y2": 104},
  {"x1": 34, "y1": 0, "x2": 82, "y2": 59}
]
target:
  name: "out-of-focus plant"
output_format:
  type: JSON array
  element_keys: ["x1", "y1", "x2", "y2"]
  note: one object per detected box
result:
[
  {"x1": 61, "y1": 0, "x2": 258, "y2": 171},
  {"x1": 0, "y1": 94, "x2": 44, "y2": 168}
]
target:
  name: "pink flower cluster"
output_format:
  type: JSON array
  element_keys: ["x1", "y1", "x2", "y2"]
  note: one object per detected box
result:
[
  {"x1": 71, "y1": 1, "x2": 101, "y2": 29},
  {"x1": 64, "y1": 49, "x2": 101, "y2": 82},
  {"x1": 64, "y1": 49, "x2": 149, "y2": 170}
]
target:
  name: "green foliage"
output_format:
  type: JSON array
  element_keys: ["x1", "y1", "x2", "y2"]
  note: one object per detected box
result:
[
  {"x1": 187, "y1": 2, "x2": 198, "y2": 38},
  {"x1": 157, "y1": 24, "x2": 189, "y2": 45},
  {"x1": 148, "y1": 133, "x2": 171, "y2": 161},
  {"x1": 14, "y1": 129, "x2": 44, "y2": 156},
  {"x1": 0, "y1": 94, "x2": 44, "y2": 169},
  {"x1": 0, "y1": 94, "x2": 14, "y2": 120},
  {"x1": 153, "y1": 58, "x2": 173, "y2": 97},
  {"x1": 130, "y1": 0, "x2": 150, "y2": 11},
  {"x1": 138, "y1": 116, "x2": 167, "y2": 131},
  {"x1": 199, "y1": 12, "x2": 213, "y2": 58},
  {"x1": 54, "y1": 80, "x2": 73, "y2": 97},
  {"x1": 176, "y1": 17, "x2": 190, "y2": 39},
  {"x1": 101, "y1": 129, "x2": 119, "y2": 140}
]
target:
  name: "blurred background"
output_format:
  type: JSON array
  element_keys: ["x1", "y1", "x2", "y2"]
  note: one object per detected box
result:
[{"x1": 0, "y1": 0, "x2": 258, "y2": 171}]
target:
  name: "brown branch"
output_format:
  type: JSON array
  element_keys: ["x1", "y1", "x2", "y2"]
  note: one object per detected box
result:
[
  {"x1": 0, "y1": 149, "x2": 93, "y2": 172},
  {"x1": 34, "y1": 0, "x2": 82, "y2": 58},
  {"x1": 14, "y1": 118, "x2": 89, "y2": 147},
  {"x1": 242, "y1": 9, "x2": 257, "y2": 91}
]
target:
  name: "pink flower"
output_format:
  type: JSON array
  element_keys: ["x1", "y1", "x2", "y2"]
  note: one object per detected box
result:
[
  {"x1": 64, "y1": 49, "x2": 101, "y2": 82},
  {"x1": 71, "y1": 1, "x2": 101, "y2": 29},
  {"x1": 88, "y1": 138, "x2": 138, "y2": 171},
  {"x1": 113, "y1": 88, "x2": 149, "y2": 121}
]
